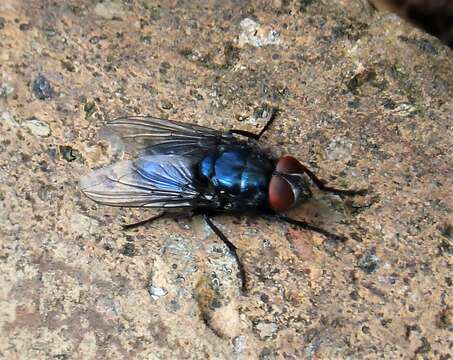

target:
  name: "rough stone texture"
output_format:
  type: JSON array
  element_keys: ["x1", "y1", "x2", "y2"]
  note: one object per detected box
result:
[{"x1": 0, "y1": 0, "x2": 451, "y2": 359}]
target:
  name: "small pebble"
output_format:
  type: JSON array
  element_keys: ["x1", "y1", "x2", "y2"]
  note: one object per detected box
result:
[
  {"x1": 326, "y1": 138, "x2": 353, "y2": 161},
  {"x1": 255, "y1": 321, "x2": 278, "y2": 340},
  {"x1": 32, "y1": 75, "x2": 54, "y2": 100},
  {"x1": 37, "y1": 185, "x2": 52, "y2": 201},
  {"x1": 24, "y1": 118, "x2": 51, "y2": 137},
  {"x1": 239, "y1": 18, "x2": 280, "y2": 47},
  {"x1": 358, "y1": 248, "x2": 379, "y2": 274},
  {"x1": 1, "y1": 111, "x2": 19, "y2": 128},
  {"x1": 0, "y1": 83, "x2": 14, "y2": 98},
  {"x1": 70, "y1": 213, "x2": 99, "y2": 236},
  {"x1": 233, "y1": 335, "x2": 247, "y2": 353},
  {"x1": 93, "y1": 1, "x2": 125, "y2": 20},
  {"x1": 148, "y1": 285, "x2": 168, "y2": 300}
]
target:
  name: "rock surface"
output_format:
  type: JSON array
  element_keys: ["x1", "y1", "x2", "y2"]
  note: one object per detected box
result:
[{"x1": 0, "y1": 0, "x2": 451, "y2": 359}]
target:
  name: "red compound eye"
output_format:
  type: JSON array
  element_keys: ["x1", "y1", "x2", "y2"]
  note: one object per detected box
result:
[
  {"x1": 275, "y1": 155, "x2": 304, "y2": 174},
  {"x1": 269, "y1": 175, "x2": 294, "y2": 211}
]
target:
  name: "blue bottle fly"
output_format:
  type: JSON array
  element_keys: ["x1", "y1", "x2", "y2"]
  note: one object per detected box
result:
[{"x1": 80, "y1": 110, "x2": 366, "y2": 291}]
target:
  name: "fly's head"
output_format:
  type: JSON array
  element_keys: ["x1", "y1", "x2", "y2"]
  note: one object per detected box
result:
[{"x1": 268, "y1": 156, "x2": 312, "y2": 212}]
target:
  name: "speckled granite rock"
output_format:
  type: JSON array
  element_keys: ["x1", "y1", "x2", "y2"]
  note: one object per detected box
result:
[{"x1": 0, "y1": 1, "x2": 451, "y2": 359}]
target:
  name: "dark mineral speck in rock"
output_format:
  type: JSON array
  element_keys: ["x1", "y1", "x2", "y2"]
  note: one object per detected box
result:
[
  {"x1": 84, "y1": 101, "x2": 96, "y2": 118},
  {"x1": 89, "y1": 36, "x2": 100, "y2": 44},
  {"x1": 32, "y1": 75, "x2": 54, "y2": 100},
  {"x1": 159, "y1": 61, "x2": 171, "y2": 75},
  {"x1": 441, "y1": 224, "x2": 452, "y2": 240},
  {"x1": 299, "y1": 0, "x2": 317, "y2": 11},
  {"x1": 121, "y1": 242, "x2": 136, "y2": 257},
  {"x1": 160, "y1": 100, "x2": 173, "y2": 110},
  {"x1": 358, "y1": 248, "x2": 379, "y2": 274},
  {"x1": 0, "y1": 17, "x2": 5, "y2": 30},
  {"x1": 141, "y1": 35, "x2": 152, "y2": 44},
  {"x1": 0, "y1": 83, "x2": 14, "y2": 98},
  {"x1": 415, "y1": 337, "x2": 431, "y2": 354},
  {"x1": 19, "y1": 23, "x2": 31, "y2": 31},
  {"x1": 61, "y1": 60, "x2": 75, "y2": 72},
  {"x1": 210, "y1": 298, "x2": 222, "y2": 309},
  {"x1": 350, "y1": 290, "x2": 359, "y2": 300},
  {"x1": 190, "y1": 89, "x2": 203, "y2": 101},
  {"x1": 44, "y1": 28, "x2": 57, "y2": 37},
  {"x1": 166, "y1": 300, "x2": 181, "y2": 313},
  {"x1": 259, "y1": 347, "x2": 273, "y2": 360},
  {"x1": 59, "y1": 145, "x2": 78, "y2": 162},
  {"x1": 37, "y1": 185, "x2": 53, "y2": 201}
]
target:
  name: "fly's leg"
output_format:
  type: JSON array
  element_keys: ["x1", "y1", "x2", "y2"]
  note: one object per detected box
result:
[
  {"x1": 276, "y1": 214, "x2": 346, "y2": 242},
  {"x1": 297, "y1": 163, "x2": 368, "y2": 196},
  {"x1": 230, "y1": 107, "x2": 278, "y2": 141},
  {"x1": 122, "y1": 211, "x2": 169, "y2": 229},
  {"x1": 203, "y1": 214, "x2": 247, "y2": 293},
  {"x1": 228, "y1": 129, "x2": 260, "y2": 140}
]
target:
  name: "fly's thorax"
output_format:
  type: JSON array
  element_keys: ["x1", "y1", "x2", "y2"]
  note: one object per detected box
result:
[
  {"x1": 268, "y1": 155, "x2": 312, "y2": 212},
  {"x1": 198, "y1": 146, "x2": 274, "y2": 211}
]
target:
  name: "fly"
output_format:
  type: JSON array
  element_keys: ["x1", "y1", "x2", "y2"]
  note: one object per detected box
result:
[{"x1": 80, "y1": 109, "x2": 367, "y2": 292}]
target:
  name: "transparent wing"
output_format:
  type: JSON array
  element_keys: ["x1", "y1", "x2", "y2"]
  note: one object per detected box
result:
[
  {"x1": 102, "y1": 116, "x2": 239, "y2": 156},
  {"x1": 80, "y1": 155, "x2": 211, "y2": 208}
]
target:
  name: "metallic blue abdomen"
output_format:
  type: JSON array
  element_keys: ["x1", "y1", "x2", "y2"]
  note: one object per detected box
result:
[{"x1": 199, "y1": 146, "x2": 274, "y2": 210}]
